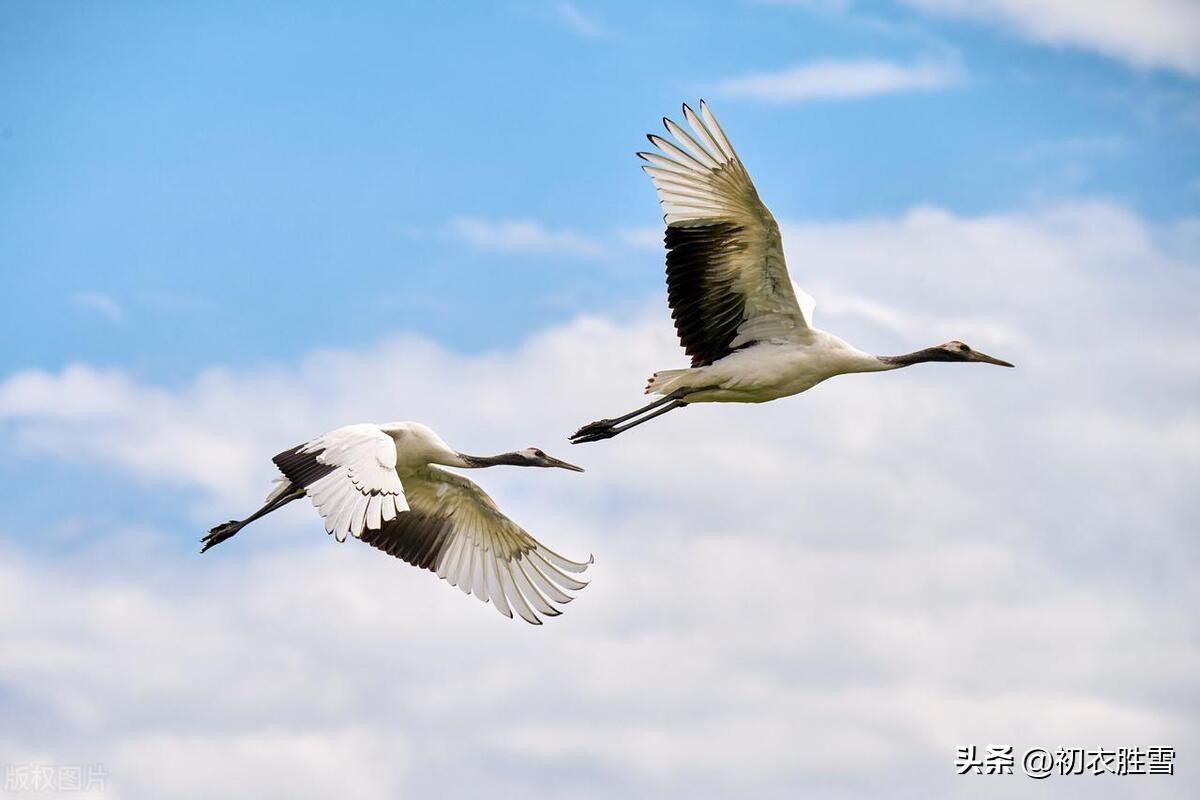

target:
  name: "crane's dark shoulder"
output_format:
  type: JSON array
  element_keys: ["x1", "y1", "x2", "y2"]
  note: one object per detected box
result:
[{"x1": 664, "y1": 221, "x2": 751, "y2": 367}]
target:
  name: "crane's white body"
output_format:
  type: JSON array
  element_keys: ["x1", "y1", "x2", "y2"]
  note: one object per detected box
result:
[
  {"x1": 647, "y1": 331, "x2": 892, "y2": 403},
  {"x1": 376, "y1": 420, "x2": 467, "y2": 473},
  {"x1": 263, "y1": 422, "x2": 451, "y2": 513}
]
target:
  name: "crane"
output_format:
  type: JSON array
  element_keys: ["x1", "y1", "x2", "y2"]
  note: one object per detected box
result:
[
  {"x1": 203, "y1": 422, "x2": 591, "y2": 624},
  {"x1": 571, "y1": 101, "x2": 1013, "y2": 444}
]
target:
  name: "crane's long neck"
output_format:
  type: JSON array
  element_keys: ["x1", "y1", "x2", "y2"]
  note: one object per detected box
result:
[
  {"x1": 876, "y1": 347, "x2": 957, "y2": 368},
  {"x1": 448, "y1": 451, "x2": 527, "y2": 469}
]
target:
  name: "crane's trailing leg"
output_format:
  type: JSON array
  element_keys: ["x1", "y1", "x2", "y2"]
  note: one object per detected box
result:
[
  {"x1": 570, "y1": 389, "x2": 691, "y2": 444},
  {"x1": 573, "y1": 388, "x2": 689, "y2": 435},
  {"x1": 201, "y1": 485, "x2": 305, "y2": 552}
]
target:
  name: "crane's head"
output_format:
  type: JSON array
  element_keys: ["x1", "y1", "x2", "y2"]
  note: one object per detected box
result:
[
  {"x1": 934, "y1": 340, "x2": 1014, "y2": 367},
  {"x1": 518, "y1": 447, "x2": 585, "y2": 472}
]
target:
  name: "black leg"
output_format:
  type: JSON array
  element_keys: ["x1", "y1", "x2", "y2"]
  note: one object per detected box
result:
[
  {"x1": 201, "y1": 486, "x2": 303, "y2": 552},
  {"x1": 570, "y1": 400, "x2": 688, "y2": 444},
  {"x1": 571, "y1": 389, "x2": 690, "y2": 440}
]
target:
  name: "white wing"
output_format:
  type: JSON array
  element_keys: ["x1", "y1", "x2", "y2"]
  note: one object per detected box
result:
[
  {"x1": 357, "y1": 465, "x2": 591, "y2": 624},
  {"x1": 641, "y1": 101, "x2": 813, "y2": 366},
  {"x1": 273, "y1": 424, "x2": 408, "y2": 542}
]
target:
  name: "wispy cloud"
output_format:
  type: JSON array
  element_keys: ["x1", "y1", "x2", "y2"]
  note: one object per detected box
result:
[
  {"x1": 70, "y1": 291, "x2": 124, "y2": 324},
  {"x1": 751, "y1": 0, "x2": 852, "y2": 9},
  {"x1": 715, "y1": 57, "x2": 964, "y2": 102},
  {"x1": 553, "y1": 1, "x2": 610, "y2": 40},
  {"x1": 140, "y1": 290, "x2": 211, "y2": 315},
  {"x1": 901, "y1": 0, "x2": 1200, "y2": 76},
  {"x1": 448, "y1": 217, "x2": 615, "y2": 260},
  {"x1": 1006, "y1": 135, "x2": 1128, "y2": 193},
  {"x1": 1012, "y1": 135, "x2": 1127, "y2": 163}
]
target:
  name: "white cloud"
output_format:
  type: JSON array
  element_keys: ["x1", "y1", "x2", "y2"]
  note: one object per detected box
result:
[
  {"x1": 553, "y1": 1, "x2": 611, "y2": 40},
  {"x1": 715, "y1": 57, "x2": 964, "y2": 102},
  {"x1": 70, "y1": 292, "x2": 124, "y2": 324},
  {"x1": 902, "y1": 0, "x2": 1200, "y2": 76},
  {"x1": 1, "y1": 201, "x2": 1197, "y2": 798},
  {"x1": 449, "y1": 216, "x2": 610, "y2": 260}
]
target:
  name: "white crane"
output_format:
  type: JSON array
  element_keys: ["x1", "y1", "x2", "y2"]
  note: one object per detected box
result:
[
  {"x1": 571, "y1": 101, "x2": 1013, "y2": 444},
  {"x1": 203, "y1": 422, "x2": 591, "y2": 624}
]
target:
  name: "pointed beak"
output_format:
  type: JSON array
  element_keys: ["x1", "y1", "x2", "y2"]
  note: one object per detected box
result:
[
  {"x1": 970, "y1": 350, "x2": 1015, "y2": 368},
  {"x1": 542, "y1": 454, "x2": 585, "y2": 472}
]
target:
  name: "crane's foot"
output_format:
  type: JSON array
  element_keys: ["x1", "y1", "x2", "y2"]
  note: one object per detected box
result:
[
  {"x1": 572, "y1": 418, "x2": 615, "y2": 438},
  {"x1": 570, "y1": 390, "x2": 693, "y2": 444},
  {"x1": 200, "y1": 520, "x2": 244, "y2": 553},
  {"x1": 570, "y1": 424, "x2": 617, "y2": 444}
]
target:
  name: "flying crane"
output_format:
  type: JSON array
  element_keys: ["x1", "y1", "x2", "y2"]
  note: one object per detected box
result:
[
  {"x1": 204, "y1": 422, "x2": 590, "y2": 624},
  {"x1": 571, "y1": 102, "x2": 1012, "y2": 444}
]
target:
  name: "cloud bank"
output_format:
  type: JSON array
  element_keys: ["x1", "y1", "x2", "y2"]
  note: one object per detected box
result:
[{"x1": 1, "y1": 202, "x2": 1197, "y2": 799}]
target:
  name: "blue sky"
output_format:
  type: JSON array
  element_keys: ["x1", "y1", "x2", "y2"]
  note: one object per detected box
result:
[
  {"x1": 1, "y1": 2, "x2": 1198, "y2": 798},
  {"x1": 3, "y1": 1, "x2": 1196, "y2": 378}
]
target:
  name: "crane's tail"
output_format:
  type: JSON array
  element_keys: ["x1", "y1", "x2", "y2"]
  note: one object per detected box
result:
[
  {"x1": 644, "y1": 368, "x2": 692, "y2": 396},
  {"x1": 201, "y1": 485, "x2": 305, "y2": 553}
]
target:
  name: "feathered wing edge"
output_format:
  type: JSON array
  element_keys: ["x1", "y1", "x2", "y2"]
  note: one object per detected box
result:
[
  {"x1": 638, "y1": 100, "x2": 756, "y2": 228},
  {"x1": 639, "y1": 101, "x2": 812, "y2": 366},
  {"x1": 274, "y1": 425, "x2": 408, "y2": 542},
  {"x1": 357, "y1": 467, "x2": 592, "y2": 625}
]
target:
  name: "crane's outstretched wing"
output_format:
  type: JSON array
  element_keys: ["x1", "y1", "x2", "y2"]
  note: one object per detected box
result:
[
  {"x1": 274, "y1": 424, "x2": 408, "y2": 542},
  {"x1": 640, "y1": 101, "x2": 815, "y2": 367},
  {"x1": 357, "y1": 465, "x2": 591, "y2": 624}
]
